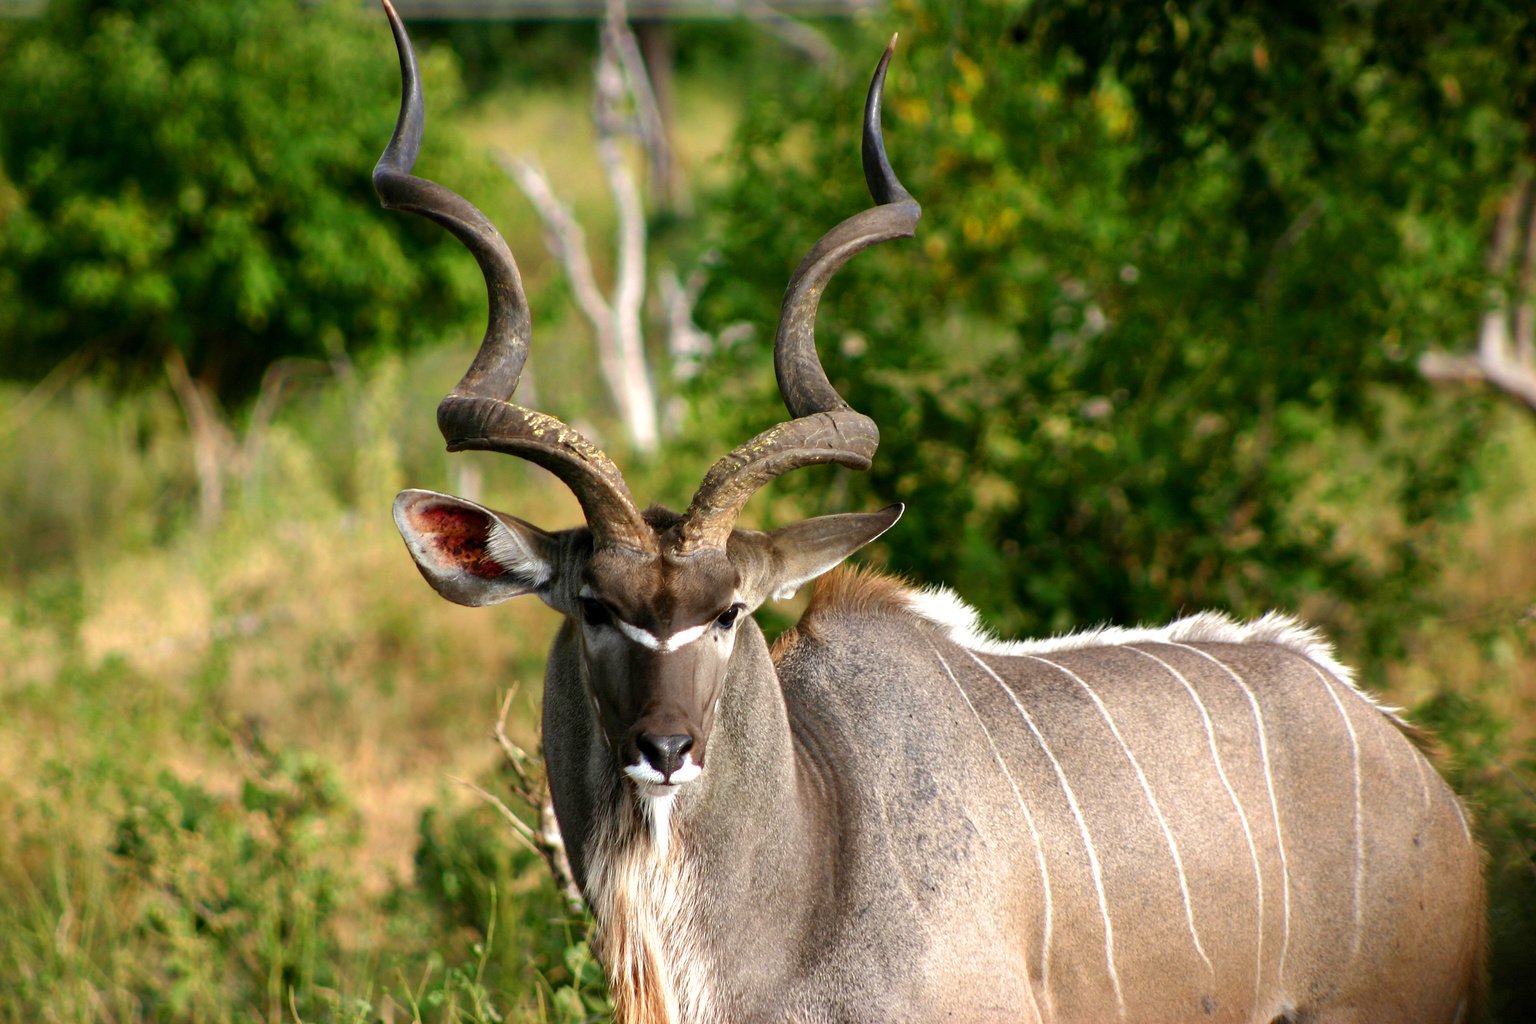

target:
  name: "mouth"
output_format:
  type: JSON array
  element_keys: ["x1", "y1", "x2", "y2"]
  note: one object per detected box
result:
[
  {"x1": 623, "y1": 757, "x2": 703, "y2": 789},
  {"x1": 634, "y1": 781, "x2": 681, "y2": 802}
]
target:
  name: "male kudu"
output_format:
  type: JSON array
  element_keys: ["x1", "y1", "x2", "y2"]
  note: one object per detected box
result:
[{"x1": 373, "y1": 3, "x2": 1485, "y2": 1021}]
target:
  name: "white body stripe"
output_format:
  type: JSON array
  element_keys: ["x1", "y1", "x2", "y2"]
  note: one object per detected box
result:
[
  {"x1": 1130, "y1": 644, "x2": 1266, "y2": 1012},
  {"x1": 1028, "y1": 653, "x2": 1213, "y2": 975},
  {"x1": 1170, "y1": 643, "x2": 1294, "y2": 983},
  {"x1": 1307, "y1": 659, "x2": 1365, "y2": 962},
  {"x1": 965, "y1": 649, "x2": 1126, "y2": 1018},
  {"x1": 901, "y1": 589, "x2": 1404, "y2": 719},
  {"x1": 928, "y1": 643, "x2": 1054, "y2": 1013}
]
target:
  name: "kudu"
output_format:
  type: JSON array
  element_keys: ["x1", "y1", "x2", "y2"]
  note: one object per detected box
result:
[{"x1": 373, "y1": 4, "x2": 1485, "y2": 1021}]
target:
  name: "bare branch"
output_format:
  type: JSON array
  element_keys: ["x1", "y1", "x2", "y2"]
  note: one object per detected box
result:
[
  {"x1": 450, "y1": 773, "x2": 543, "y2": 854},
  {"x1": 1419, "y1": 341, "x2": 1536, "y2": 413},
  {"x1": 743, "y1": 1, "x2": 838, "y2": 66},
  {"x1": 1516, "y1": 181, "x2": 1536, "y2": 364},
  {"x1": 490, "y1": 689, "x2": 584, "y2": 910},
  {"x1": 164, "y1": 348, "x2": 236, "y2": 530},
  {"x1": 500, "y1": 155, "x2": 610, "y2": 328},
  {"x1": 595, "y1": 17, "x2": 661, "y2": 454},
  {"x1": 494, "y1": 2, "x2": 665, "y2": 457},
  {"x1": 1420, "y1": 178, "x2": 1536, "y2": 415},
  {"x1": 493, "y1": 688, "x2": 538, "y2": 792},
  {"x1": 0, "y1": 348, "x2": 93, "y2": 442},
  {"x1": 659, "y1": 263, "x2": 712, "y2": 383},
  {"x1": 604, "y1": 0, "x2": 673, "y2": 204},
  {"x1": 499, "y1": 151, "x2": 658, "y2": 454}
]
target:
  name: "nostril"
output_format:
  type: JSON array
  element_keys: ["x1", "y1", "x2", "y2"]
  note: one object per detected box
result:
[{"x1": 637, "y1": 733, "x2": 693, "y2": 779}]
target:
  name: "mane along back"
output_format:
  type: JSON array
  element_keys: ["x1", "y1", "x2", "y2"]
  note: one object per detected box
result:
[{"x1": 783, "y1": 567, "x2": 1409, "y2": 728}]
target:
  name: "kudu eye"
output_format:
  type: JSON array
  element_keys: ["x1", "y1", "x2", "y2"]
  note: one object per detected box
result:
[
  {"x1": 580, "y1": 597, "x2": 612, "y2": 628},
  {"x1": 714, "y1": 605, "x2": 743, "y2": 630}
]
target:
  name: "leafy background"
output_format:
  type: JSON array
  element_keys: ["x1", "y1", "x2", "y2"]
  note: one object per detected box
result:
[{"x1": 0, "y1": 0, "x2": 1532, "y2": 1020}]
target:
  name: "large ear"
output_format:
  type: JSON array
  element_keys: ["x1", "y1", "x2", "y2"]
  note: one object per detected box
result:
[
  {"x1": 393, "y1": 489, "x2": 561, "y2": 607},
  {"x1": 735, "y1": 504, "x2": 904, "y2": 606}
]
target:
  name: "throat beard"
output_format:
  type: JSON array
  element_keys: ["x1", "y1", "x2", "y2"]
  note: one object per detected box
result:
[{"x1": 637, "y1": 785, "x2": 679, "y2": 857}]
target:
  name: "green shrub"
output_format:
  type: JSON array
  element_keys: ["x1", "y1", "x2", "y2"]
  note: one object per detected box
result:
[{"x1": 0, "y1": 0, "x2": 496, "y2": 399}]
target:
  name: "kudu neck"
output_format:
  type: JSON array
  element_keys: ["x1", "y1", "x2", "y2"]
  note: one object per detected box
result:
[{"x1": 546, "y1": 615, "x2": 836, "y2": 980}]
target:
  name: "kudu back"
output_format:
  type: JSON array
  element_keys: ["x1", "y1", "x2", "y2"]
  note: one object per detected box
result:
[{"x1": 372, "y1": 4, "x2": 1485, "y2": 1021}]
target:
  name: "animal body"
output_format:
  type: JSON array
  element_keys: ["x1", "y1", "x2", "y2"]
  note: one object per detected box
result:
[{"x1": 372, "y1": 2, "x2": 1485, "y2": 1021}]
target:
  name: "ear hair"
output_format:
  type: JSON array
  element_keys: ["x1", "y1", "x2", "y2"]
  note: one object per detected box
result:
[
  {"x1": 393, "y1": 489, "x2": 557, "y2": 607},
  {"x1": 484, "y1": 520, "x2": 554, "y2": 590}
]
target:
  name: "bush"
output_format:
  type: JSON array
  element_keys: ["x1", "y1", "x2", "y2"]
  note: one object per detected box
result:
[{"x1": 0, "y1": 0, "x2": 496, "y2": 399}]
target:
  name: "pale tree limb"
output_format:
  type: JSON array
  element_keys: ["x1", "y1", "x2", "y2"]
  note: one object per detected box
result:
[
  {"x1": 658, "y1": 258, "x2": 756, "y2": 436},
  {"x1": 495, "y1": 0, "x2": 664, "y2": 456},
  {"x1": 1515, "y1": 178, "x2": 1536, "y2": 367},
  {"x1": 240, "y1": 356, "x2": 326, "y2": 478},
  {"x1": 1418, "y1": 332, "x2": 1536, "y2": 413},
  {"x1": 500, "y1": 150, "x2": 659, "y2": 454},
  {"x1": 593, "y1": 29, "x2": 658, "y2": 455},
  {"x1": 0, "y1": 348, "x2": 94, "y2": 442},
  {"x1": 1420, "y1": 178, "x2": 1536, "y2": 415},
  {"x1": 742, "y1": 0, "x2": 838, "y2": 67},
  {"x1": 659, "y1": 262, "x2": 714, "y2": 384},
  {"x1": 605, "y1": 0, "x2": 675, "y2": 209},
  {"x1": 658, "y1": 257, "x2": 754, "y2": 384}
]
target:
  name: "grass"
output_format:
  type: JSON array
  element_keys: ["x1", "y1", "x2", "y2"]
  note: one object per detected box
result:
[{"x1": 0, "y1": 344, "x2": 601, "y2": 1022}]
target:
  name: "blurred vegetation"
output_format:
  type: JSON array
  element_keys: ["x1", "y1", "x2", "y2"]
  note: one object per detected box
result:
[
  {"x1": 701, "y1": 0, "x2": 1533, "y2": 648},
  {"x1": 0, "y1": 0, "x2": 1532, "y2": 1021},
  {"x1": 0, "y1": 0, "x2": 495, "y2": 399}
]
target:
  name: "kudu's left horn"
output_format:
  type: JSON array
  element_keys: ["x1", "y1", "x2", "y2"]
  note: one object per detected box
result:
[{"x1": 676, "y1": 38, "x2": 920, "y2": 554}]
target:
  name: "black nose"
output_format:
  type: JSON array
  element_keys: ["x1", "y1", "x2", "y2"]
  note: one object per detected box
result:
[{"x1": 637, "y1": 733, "x2": 693, "y2": 780}]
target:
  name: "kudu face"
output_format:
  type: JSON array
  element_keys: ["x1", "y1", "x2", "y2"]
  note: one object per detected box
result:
[
  {"x1": 394, "y1": 488, "x2": 900, "y2": 796},
  {"x1": 575, "y1": 543, "x2": 746, "y2": 789},
  {"x1": 375, "y1": 0, "x2": 915, "y2": 800}
]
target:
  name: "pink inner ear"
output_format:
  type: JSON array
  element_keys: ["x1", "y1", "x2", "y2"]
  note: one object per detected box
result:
[{"x1": 413, "y1": 505, "x2": 508, "y2": 579}]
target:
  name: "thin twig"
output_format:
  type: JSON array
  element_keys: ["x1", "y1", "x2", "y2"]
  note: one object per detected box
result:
[
  {"x1": 449, "y1": 773, "x2": 543, "y2": 855},
  {"x1": 490, "y1": 689, "x2": 584, "y2": 910},
  {"x1": 0, "y1": 347, "x2": 93, "y2": 440}
]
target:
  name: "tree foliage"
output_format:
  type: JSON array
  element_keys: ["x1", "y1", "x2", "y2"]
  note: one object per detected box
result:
[
  {"x1": 698, "y1": 0, "x2": 1534, "y2": 653},
  {"x1": 0, "y1": 0, "x2": 489, "y2": 398}
]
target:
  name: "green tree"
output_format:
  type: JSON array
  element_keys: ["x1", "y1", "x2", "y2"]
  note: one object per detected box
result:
[
  {"x1": 0, "y1": 0, "x2": 489, "y2": 399},
  {"x1": 698, "y1": 0, "x2": 1531, "y2": 650}
]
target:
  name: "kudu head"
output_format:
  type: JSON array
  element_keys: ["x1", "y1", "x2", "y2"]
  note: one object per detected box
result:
[{"x1": 375, "y1": 0, "x2": 918, "y2": 795}]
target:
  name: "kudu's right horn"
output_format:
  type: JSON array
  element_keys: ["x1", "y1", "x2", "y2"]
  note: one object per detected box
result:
[{"x1": 372, "y1": 0, "x2": 652, "y2": 552}]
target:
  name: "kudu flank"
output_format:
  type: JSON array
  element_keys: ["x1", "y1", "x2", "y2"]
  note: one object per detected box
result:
[{"x1": 374, "y1": 3, "x2": 1486, "y2": 1021}]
